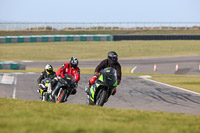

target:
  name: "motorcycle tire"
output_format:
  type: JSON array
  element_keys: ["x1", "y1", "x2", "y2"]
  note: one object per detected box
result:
[
  {"x1": 55, "y1": 89, "x2": 67, "y2": 104},
  {"x1": 96, "y1": 90, "x2": 108, "y2": 106},
  {"x1": 45, "y1": 93, "x2": 50, "y2": 102}
]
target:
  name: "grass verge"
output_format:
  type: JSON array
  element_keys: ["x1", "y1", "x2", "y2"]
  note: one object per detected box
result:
[
  {"x1": 1, "y1": 41, "x2": 200, "y2": 61},
  {"x1": 1, "y1": 30, "x2": 200, "y2": 36},
  {"x1": 0, "y1": 98, "x2": 200, "y2": 133}
]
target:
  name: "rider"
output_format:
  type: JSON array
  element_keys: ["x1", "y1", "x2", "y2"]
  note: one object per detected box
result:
[
  {"x1": 85, "y1": 51, "x2": 122, "y2": 95},
  {"x1": 37, "y1": 64, "x2": 56, "y2": 93},
  {"x1": 52, "y1": 57, "x2": 80, "y2": 95}
]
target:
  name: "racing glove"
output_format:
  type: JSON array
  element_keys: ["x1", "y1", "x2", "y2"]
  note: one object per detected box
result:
[
  {"x1": 117, "y1": 79, "x2": 121, "y2": 85},
  {"x1": 89, "y1": 76, "x2": 97, "y2": 85},
  {"x1": 94, "y1": 72, "x2": 99, "y2": 77}
]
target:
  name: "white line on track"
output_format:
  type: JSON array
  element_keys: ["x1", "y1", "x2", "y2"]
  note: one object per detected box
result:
[
  {"x1": 0, "y1": 74, "x2": 15, "y2": 84},
  {"x1": 22, "y1": 60, "x2": 34, "y2": 62},
  {"x1": 131, "y1": 66, "x2": 137, "y2": 73},
  {"x1": 12, "y1": 75, "x2": 17, "y2": 99},
  {"x1": 143, "y1": 77, "x2": 200, "y2": 96}
]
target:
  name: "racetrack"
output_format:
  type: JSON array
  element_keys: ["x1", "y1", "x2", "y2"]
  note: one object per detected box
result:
[
  {"x1": 25, "y1": 55, "x2": 200, "y2": 75},
  {"x1": 0, "y1": 56, "x2": 200, "y2": 115}
]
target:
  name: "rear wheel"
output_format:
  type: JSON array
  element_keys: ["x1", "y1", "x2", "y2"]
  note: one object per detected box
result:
[
  {"x1": 55, "y1": 89, "x2": 67, "y2": 104},
  {"x1": 96, "y1": 90, "x2": 108, "y2": 106}
]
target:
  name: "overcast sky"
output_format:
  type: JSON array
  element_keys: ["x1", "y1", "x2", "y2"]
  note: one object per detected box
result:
[{"x1": 0, "y1": 0, "x2": 200, "y2": 22}]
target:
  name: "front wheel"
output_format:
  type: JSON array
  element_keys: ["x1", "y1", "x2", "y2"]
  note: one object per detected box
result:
[
  {"x1": 96, "y1": 90, "x2": 108, "y2": 106},
  {"x1": 55, "y1": 88, "x2": 67, "y2": 104}
]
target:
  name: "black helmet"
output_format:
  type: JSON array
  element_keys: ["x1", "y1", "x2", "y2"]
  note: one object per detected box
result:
[
  {"x1": 45, "y1": 64, "x2": 53, "y2": 74},
  {"x1": 70, "y1": 57, "x2": 79, "y2": 68},
  {"x1": 108, "y1": 51, "x2": 118, "y2": 64}
]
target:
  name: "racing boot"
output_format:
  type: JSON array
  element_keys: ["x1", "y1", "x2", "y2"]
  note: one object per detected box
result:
[
  {"x1": 85, "y1": 86, "x2": 90, "y2": 95},
  {"x1": 111, "y1": 87, "x2": 117, "y2": 95},
  {"x1": 71, "y1": 89, "x2": 77, "y2": 95},
  {"x1": 37, "y1": 89, "x2": 40, "y2": 93}
]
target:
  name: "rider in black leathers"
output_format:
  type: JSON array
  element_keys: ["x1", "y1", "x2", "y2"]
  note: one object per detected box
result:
[
  {"x1": 37, "y1": 64, "x2": 56, "y2": 93},
  {"x1": 85, "y1": 51, "x2": 122, "y2": 95}
]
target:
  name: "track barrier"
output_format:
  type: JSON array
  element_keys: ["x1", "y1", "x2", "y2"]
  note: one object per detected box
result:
[
  {"x1": 113, "y1": 35, "x2": 200, "y2": 41},
  {"x1": 1, "y1": 34, "x2": 200, "y2": 43},
  {"x1": 0, "y1": 35, "x2": 112, "y2": 43},
  {"x1": 0, "y1": 62, "x2": 26, "y2": 70}
]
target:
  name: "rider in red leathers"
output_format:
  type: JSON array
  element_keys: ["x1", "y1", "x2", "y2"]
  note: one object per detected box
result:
[
  {"x1": 52, "y1": 57, "x2": 80, "y2": 95},
  {"x1": 56, "y1": 57, "x2": 80, "y2": 82}
]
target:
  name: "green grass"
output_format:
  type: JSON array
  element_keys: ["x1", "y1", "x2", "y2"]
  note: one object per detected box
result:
[
  {"x1": 0, "y1": 98, "x2": 199, "y2": 133},
  {"x1": 1, "y1": 41, "x2": 200, "y2": 61},
  {"x1": 1, "y1": 30, "x2": 200, "y2": 36},
  {"x1": 151, "y1": 75, "x2": 200, "y2": 93},
  {"x1": 1, "y1": 40, "x2": 200, "y2": 132}
]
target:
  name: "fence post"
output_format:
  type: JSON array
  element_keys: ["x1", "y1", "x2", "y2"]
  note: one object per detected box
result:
[
  {"x1": 159, "y1": 23, "x2": 162, "y2": 30},
  {"x1": 14, "y1": 24, "x2": 16, "y2": 31},
  {"x1": 74, "y1": 24, "x2": 76, "y2": 30},
  {"x1": 52, "y1": 24, "x2": 54, "y2": 31},
  {"x1": 44, "y1": 24, "x2": 47, "y2": 31},
  {"x1": 82, "y1": 23, "x2": 84, "y2": 31},
  {"x1": 29, "y1": 24, "x2": 31, "y2": 31},
  {"x1": 151, "y1": 23, "x2": 154, "y2": 30},
  {"x1": 134, "y1": 23, "x2": 137, "y2": 30},
  {"x1": 7, "y1": 24, "x2": 10, "y2": 31},
  {"x1": 143, "y1": 23, "x2": 145, "y2": 30},
  {"x1": 21, "y1": 24, "x2": 24, "y2": 31},
  {"x1": 58, "y1": 24, "x2": 60, "y2": 30},
  {"x1": 168, "y1": 23, "x2": 170, "y2": 30}
]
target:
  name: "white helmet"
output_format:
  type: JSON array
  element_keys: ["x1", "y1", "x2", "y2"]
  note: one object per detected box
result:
[
  {"x1": 45, "y1": 64, "x2": 53, "y2": 74},
  {"x1": 69, "y1": 57, "x2": 79, "y2": 68}
]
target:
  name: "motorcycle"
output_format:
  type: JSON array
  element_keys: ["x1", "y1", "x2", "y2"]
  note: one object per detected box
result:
[
  {"x1": 38, "y1": 78, "x2": 52, "y2": 101},
  {"x1": 52, "y1": 74, "x2": 76, "y2": 104},
  {"x1": 86, "y1": 67, "x2": 118, "y2": 106}
]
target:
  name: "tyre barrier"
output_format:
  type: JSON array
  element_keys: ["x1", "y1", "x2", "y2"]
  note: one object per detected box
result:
[
  {"x1": 113, "y1": 35, "x2": 200, "y2": 40},
  {"x1": 0, "y1": 62, "x2": 26, "y2": 70},
  {"x1": 1, "y1": 35, "x2": 200, "y2": 43},
  {"x1": 0, "y1": 35, "x2": 112, "y2": 43}
]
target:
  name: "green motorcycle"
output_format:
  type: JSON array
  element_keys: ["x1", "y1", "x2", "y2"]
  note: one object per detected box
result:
[{"x1": 86, "y1": 67, "x2": 118, "y2": 106}]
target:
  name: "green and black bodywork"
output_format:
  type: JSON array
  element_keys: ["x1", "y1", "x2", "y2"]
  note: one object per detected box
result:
[{"x1": 88, "y1": 67, "x2": 118, "y2": 106}]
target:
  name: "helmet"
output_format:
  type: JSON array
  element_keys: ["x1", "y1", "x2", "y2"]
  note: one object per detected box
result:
[
  {"x1": 70, "y1": 57, "x2": 79, "y2": 68},
  {"x1": 108, "y1": 51, "x2": 118, "y2": 64},
  {"x1": 45, "y1": 64, "x2": 53, "y2": 74}
]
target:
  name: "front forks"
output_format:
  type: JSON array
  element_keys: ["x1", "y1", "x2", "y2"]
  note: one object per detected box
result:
[{"x1": 52, "y1": 82, "x2": 61, "y2": 98}]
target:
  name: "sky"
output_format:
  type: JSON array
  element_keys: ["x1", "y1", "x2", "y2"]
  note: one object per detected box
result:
[{"x1": 0, "y1": 0, "x2": 200, "y2": 22}]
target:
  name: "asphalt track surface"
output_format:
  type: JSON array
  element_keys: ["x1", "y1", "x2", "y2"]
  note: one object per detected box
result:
[{"x1": 1, "y1": 56, "x2": 200, "y2": 115}]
